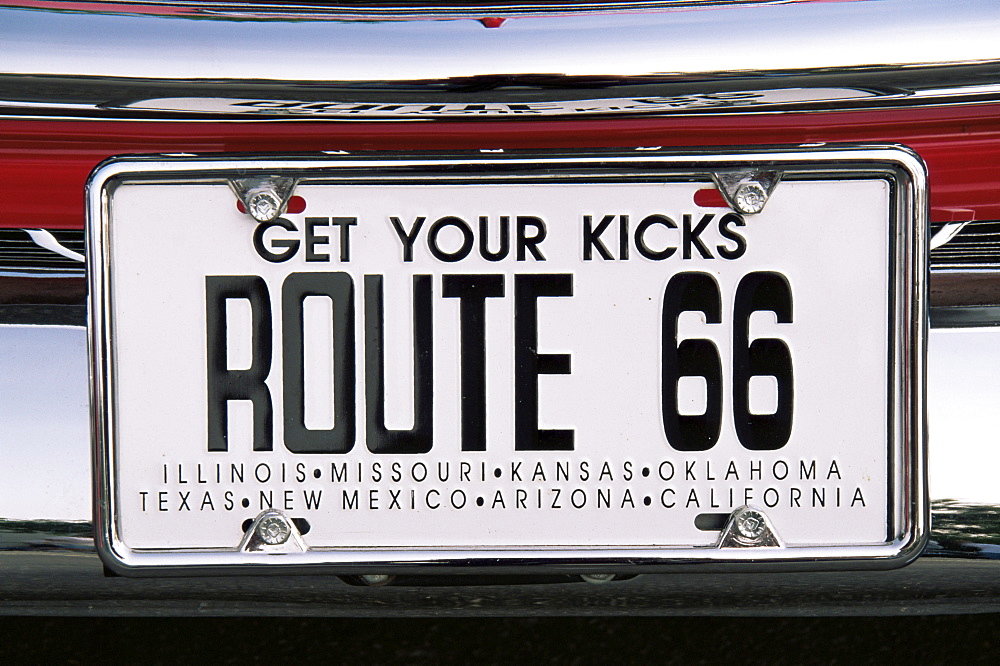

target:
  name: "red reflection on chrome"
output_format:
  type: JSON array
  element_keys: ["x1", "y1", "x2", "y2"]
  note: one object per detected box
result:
[{"x1": 3, "y1": 103, "x2": 1000, "y2": 229}]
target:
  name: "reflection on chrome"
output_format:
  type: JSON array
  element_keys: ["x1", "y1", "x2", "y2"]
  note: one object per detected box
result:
[
  {"x1": 0, "y1": 0, "x2": 998, "y2": 613},
  {"x1": 0, "y1": 519, "x2": 93, "y2": 553},
  {"x1": 2, "y1": 0, "x2": 1000, "y2": 120},
  {"x1": 24, "y1": 229, "x2": 85, "y2": 263},
  {"x1": 927, "y1": 501, "x2": 1000, "y2": 558}
]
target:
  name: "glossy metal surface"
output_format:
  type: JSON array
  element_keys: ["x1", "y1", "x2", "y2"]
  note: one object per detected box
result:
[
  {"x1": 1, "y1": 292, "x2": 996, "y2": 611},
  {"x1": 1, "y1": 0, "x2": 998, "y2": 612},
  {"x1": 2, "y1": 0, "x2": 1000, "y2": 121},
  {"x1": 86, "y1": 147, "x2": 927, "y2": 575},
  {"x1": 12, "y1": 273, "x2": 994, "y2": 518},
  {"x1": 6, "y1": 103, "x2": 1000, "y2": 230},
  {"x1": 928, "y1": 221, "x2": 1000, "y2": 270},
  {"x1": 0, "y1": 553, "x2": 998, "y2": 616},
  {"x1": 4, "y1": 317, "x2": 993, "y2": 526},
  {"x1": 0, "y1": 323, "x2": 90, "y2": 522},
  {"x1": 0, "y1": 1, "x2": 844, "y2": 19},
  {"x1": 0, "y1": 229, "x2": 85, "y2": 277}
]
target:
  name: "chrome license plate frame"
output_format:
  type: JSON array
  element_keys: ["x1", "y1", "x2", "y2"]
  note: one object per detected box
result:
[{"x1": 88, "y1": 147, "x2": 927, "y2": 576}]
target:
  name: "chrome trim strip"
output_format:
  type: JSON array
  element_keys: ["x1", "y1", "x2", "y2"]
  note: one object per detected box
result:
[
  {"x1": 929, "y1": 221, "x2": 1000, "y2": 271},
  {"x1": 929, "y1": 271, "x2": 1000, "y2": 315},
  {"x1": 930, "y1": 306, "x2": 1000, "y2": 328},
  {"x1": 0, "y1": 1, "x2": 800, "y2": 20},
  {"x1": 3, "y1": 0, "x2": 1000, "y2": 120},
  {"x1": 0, "y1": 230, "x2": 86, "y2": 278},
  {"x1": 86, "y1": 146, "x2": 927, "y2": 575},
  {"x1": 929, "y1": 222, "x2": 972, "y2": 252},
  {"x1": 0, "y1": 304, "x2": 87, "y2": 326},
  {"x1": 1, "y1": 549, "x2": 999, "y2": 616},
  {"x1": 24, "y1": 230, "x2": 85, "y2": 264}
]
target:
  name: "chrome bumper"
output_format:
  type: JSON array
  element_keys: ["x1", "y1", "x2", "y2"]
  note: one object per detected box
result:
[
  {"x1": 3, "y1": 0, "x2": 1000, "y2": 120},
  {"x1": 2, "y1": 0, "x2": 1000, "y2": 614},
  {"x1": 0, "y1": 304, "x2": 998, "y2": 614}
]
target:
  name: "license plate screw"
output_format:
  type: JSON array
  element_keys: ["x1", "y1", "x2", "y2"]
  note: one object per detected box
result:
[
  {"x1": 229, "y1": 175, "x2": 298, "y2": 223},
  {"x1": 247, "y1": 190, "x2": 281, "y2": 223},
  {"x1": 735, "y1": 510, "x2": 767, "y2": 541},
  {"x1": 717, "y1": 506, "x2": 782, "y2": 548},
  {"x1": 734, "y1": 183, "x2": 767, "y2": 214},
  {"x1": 239, "y1": 510, "x2": 307, "y2": 552},
  {"x1": 580, "y1": 573, "x2": 616, "y2": 584},
  {"x1": 711, "y1": 169, "x2": 781, "y2": 214},
  {"x1": 256, "y1": 515, "x2": 291, "y2": 545}
]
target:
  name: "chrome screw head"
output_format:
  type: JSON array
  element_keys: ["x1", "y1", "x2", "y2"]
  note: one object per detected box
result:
[
  {"x1": 256, "y1": 515, "x2": 291, "y2": 545},
  {"x1": 734, "y1": 182, "x2": 767, "y2": 214},
  {"x1": 247, "y1": 189, "x2": 282, "y2": 222},
  {"x1": 735, "y1": 510, "x2": 766, "y2": 541}
]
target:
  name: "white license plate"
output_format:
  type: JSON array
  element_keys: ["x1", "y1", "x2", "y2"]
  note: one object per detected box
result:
[{"x1": 89, "y1": 149, "x2": 927, "y2": 575}]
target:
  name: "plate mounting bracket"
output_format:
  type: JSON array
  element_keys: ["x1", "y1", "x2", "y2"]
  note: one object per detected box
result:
[
  {"x1": 711, "y1": 169, "x2": 782, "y2": 214},
  {"x1": 716, "y1": 506, "x2": 783, "y2": 548},
  {"x1": 229, "y1": 175, "x2": 297, "y2": 223},
  {"x1": 238, "y1": 510, "x2": 308, "y2": 553}
]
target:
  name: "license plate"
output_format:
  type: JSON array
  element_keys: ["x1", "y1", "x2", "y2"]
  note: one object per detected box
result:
[{"x1": 88, "y1": 149, "x2": 927, "y2": 575}]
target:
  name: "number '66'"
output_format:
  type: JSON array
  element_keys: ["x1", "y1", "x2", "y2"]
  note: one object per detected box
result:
[{"x1": 661, "y1": 271, "x2": 793, "y2": 452}]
